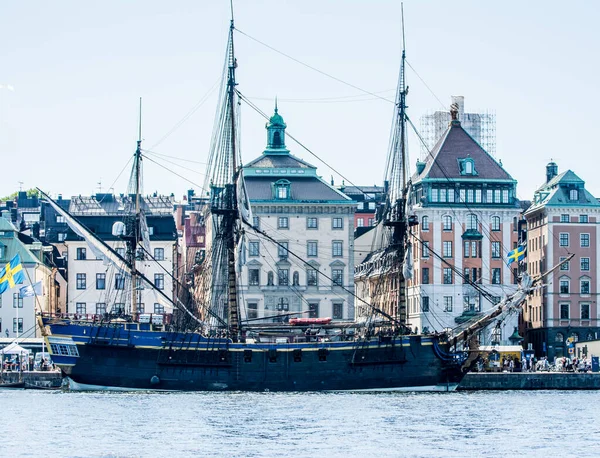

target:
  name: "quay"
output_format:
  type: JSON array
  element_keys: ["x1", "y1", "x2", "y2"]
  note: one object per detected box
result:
[
  {"x1": 458, "y1": 372, "x2": 600, "y2": 390},
  {"x1": 0, "y1": 371, "x2": 63, "y2": 389}
]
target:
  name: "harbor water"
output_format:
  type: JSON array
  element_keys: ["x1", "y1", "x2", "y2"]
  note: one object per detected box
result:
[{"x1": 2, "y1": 389, "x2": 600, "y2": 457}]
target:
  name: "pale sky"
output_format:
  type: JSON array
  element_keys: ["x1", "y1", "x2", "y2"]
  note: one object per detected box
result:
[{"x1": 1, "y1": 1, "x2": 598, "y2": 203}]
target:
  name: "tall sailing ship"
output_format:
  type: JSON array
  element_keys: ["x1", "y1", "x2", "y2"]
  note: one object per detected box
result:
[{"x1": 40, "y1": 17, "x2": 541, "y2": 392}]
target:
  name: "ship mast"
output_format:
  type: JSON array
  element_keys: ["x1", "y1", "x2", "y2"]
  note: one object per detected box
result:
[
  {"x1": 382, "y1": 4, "x2": 410, "y2": 327},
  {"x1": 129, "y1": 98, "x2": 143, "y2": 318},
  {"x1": 226, "y1": 17, "x2": 240, "y2": 340}
]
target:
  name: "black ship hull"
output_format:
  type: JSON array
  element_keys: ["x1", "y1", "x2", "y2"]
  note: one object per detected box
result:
[{"x1": 46, "y1": 321, "x2": 465, "y2": 392}]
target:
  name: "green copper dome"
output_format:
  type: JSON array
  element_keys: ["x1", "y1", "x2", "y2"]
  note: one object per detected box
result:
[{"x1": 267, "y1": 106, "x2": 286, "y2": 129}]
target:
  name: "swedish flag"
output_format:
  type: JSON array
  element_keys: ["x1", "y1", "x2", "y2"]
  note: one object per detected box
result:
[
  {"x1": 0, "y1": 254, "x2": 26, "y2": 294},
  {"x1": 507, "y1": 245, "x2": 526, "y2": 265}
]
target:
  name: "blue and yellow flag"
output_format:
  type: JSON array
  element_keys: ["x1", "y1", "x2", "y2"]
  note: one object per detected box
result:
[
  {"x1": 507, "y1": 245, "x2": 526, "y2": 265},
  {"x1": 0, "y1": 254, "x2": 26, "y2": 294}
]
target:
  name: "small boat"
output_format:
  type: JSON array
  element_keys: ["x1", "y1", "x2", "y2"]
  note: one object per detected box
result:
[{"x1": 289, "y1": 317, "x2": 332, "y2": 326}]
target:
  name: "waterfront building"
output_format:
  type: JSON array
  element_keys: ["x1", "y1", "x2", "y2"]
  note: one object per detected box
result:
[
  {"x1": 240, "y1": 106, "x2": 356, "y2": 322},
  {"x1": 0, "y1": 215, "x2": 64, "y2": 338},
  {"x1": 61, "y1": 194, "x2": 177, "y2": 315},
  {"x1": 336, "y1": 185, "x2": 385, "y2": 237},
  {"x1": 523, "y1": 162, "x2": 600, "y2": 360},
  {"x1": 406, "y1": 108, "x2": 520, "y2": 343}
]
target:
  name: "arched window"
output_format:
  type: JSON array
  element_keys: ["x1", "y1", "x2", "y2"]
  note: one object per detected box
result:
[
  {"x1": 443, "y1": 215, "x2": 453, "y2": 231},
  {"x1": 422, "y1": 216, "x2": 429, "y2": 231},
  {"x1": 555, "y1": 332, "x2": 564, "y2": 343},
  {"x1": 267, "y1": 271, "x2": 274, "y2": 286},
  {"x1": 491, "y1": 216, "x2": 500, "y2": 231},
  {"x1": 274, "y1": 180, "x2": 291, "y2": 200},
  {"x1": 292, "y1": 271, "x2": 299, "y2": 286},
  {"x1": 570, "y1": 332, "x2": 579, "y2": 343},
  {"x1": 465, "y1": 161, "x2": 473, "y2": 174},
  {"x1": 466, "y1": 214, "x2": 478, "y2": 230},
  {"x1": 272, "y1": 131, "x2": 282, "y2": 146}
]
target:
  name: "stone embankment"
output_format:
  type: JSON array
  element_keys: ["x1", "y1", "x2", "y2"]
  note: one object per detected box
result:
[
  {"x1": 459, "y1": 372, "x2": 600, "y2": 390},
  {"x1": 1, "y1": 371, "x2": 63, "y2": 389}
]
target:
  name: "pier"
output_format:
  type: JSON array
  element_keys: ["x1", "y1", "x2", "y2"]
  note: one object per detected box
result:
[{"x1": 459, "y1": 372, "x2": 600, "y2": 390}]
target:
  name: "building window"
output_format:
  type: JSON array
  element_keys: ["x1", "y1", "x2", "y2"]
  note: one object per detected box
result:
[
  {"x1": 267, "y1": 271, "x2": 274, "y2": 286},
  {"x1": 248, "y1": 269, "x2": 260, "y2": 286},
  {"x1": 333, "y1": 302, "x2": 343, "y2": 320},
  {"x1": 96, "y1": 303, "x2": 107, "y2": 315},
  {"x1": 332, "y1": 241, "x2": 343, "y2": 257},
  {"x1": 357, "y1": 218, "x2": 364, "y2": 227},
  {"x1": 464, "y1": 241, "x2": 470, "y2": 258},
  {"x1": 580, "y1": 214, "x2": 588, "y2": 223},
  {"x1": 308, "y1": 303, "x2": 319, "y2": 318},
  {"x1": 464, "y1": 296, "x2": 480, "y2": 313},
  {"x1": 307, "y1": 217, "x2": 318, "y2": 229},
  {"x1": 467, "y1": 189, "x2": 474, "y2": 203},
  {"x1": 276, "y1": 298, "x2": 289, "y2": 312},
  {"x1": 422, "y1": 216, "x2": 429, "y2": 231},
  {"x1": 443, "y1": 268, "x2": 453, "y2": 284},
  {"x1": 431, "y1": 188, "x2": 438, "y2": 203},
  {"x1": 475, "y1": 189, "x2": 482, "y2": 203},
  {"x1": 491, "y1": 241, "x2": 501, "y2": 259},
  {"x1": 560, "y1": 303, "x2": 569, "y2": 320},
  {"x1": 275, "y1": 180, "x2": 291, "y2": 199},
  {"x1": 368, "y1": 218, "x2": 375, "y2": 226},
  {"x1": 443, "y1": 296, "x2": 453, "y2": 312},
  {"x1": 560, "y1": 214, "x2": 569, "y2": 223},
  {"x1": 422, "y1": 241, "x2": 430, "y2": 258},
  {"x1": 422, "y1": 268, "x2": 429, "y2": 285},
  {"x1": 13, "y1": 293, "x2": 23, "y2": 308},
  {"x1": 422, "y1": 297, "x2": 430, "y2": 312},
  {"x1": 76, "y1": 273, "x2": 86, "y2": 290},
  {"x1": 116, "y1": 247, "x2": 126, "y2": 258},
  {"x1": 332, "y1": 218, "x2": 343, "y2": 230},
  {"x1": 491, "y1": 216, "x2": 500, "y2": 231},
  {"x1": 136, "y1": 303, "x2": 145, "y2": 314},
  {"x1": 559, "y1": 233, "x2": 569, "y2": 247},
  {"x1": 96, "y1": 273, "x2": 106, "y2": 290},
  {"x1": 278, "y1": 269, "x2": 289, "y2": 286},
  {"x1": 492, "y1": 268, "x2": 501, "y2": 285},
  {"x1": 249, "y1": 241, "x2": 260, "y2": 257},
  {"x1": 247, "y1": 302, "x2": 258, "y2": 320},
  {"x1": 154, "y1": 248, "x2": 165, "y2": 261},
  {"x1": 292, "y1": 271, "x2": 300, "y2": 286},
  {"x1": 307, "y1": 241, "x2": 318, "y2": 257},
  {"x1": 277, "y1": 217, "x2": 289, "y2": 229},
  {"x1": 581, "y1": 278, "x2": 590, "y2": 295},
  {"x1": 113, "y1": 303, "x2": 125, "y2": 314},
  {"x1": 491, "y1": 296, "x2": 501, "y2": 305},
  {"x1": 332, "y1": 269, "x2": 344, "y2": 286},
  {"x1": 13, "y1": 318, "x2": 23, "y2": 333},
  {"x1": 569, "y1": 189, "x2": 579, "y2": 201},
  {"x1": 76, "y1": 302, "x2": 86, "y2": 314},
  {"x1": 555, "y1": 332, "x2": 564, "y2": 343},
  {"x1": 560, "y1": 257, "x2": 569, "y2": 270},
  {"x1": 307, "y1": 268, "x2": 318, "y2": 286},
  {"x1": 58, "y1": 233, "x2": 67, "y2": 242},
  {"x1": 76, "y1": 247, "x2": 86, "y2": 260},
  {"x1": 466, "y1": 214, "x2": 478, "y2": 230},
  {"x1": 252, "y1": 216, "x2": 260, "y2": 229},
  {"x1": 581, "y1": 257, "x2": 590, "y2": 271},
  {"x1": 278, "y1": 242, "x2": 289, "y2": 259},
  {"x1": 154, "y1": 303, "x2": 165, "y2": 314},
  {"x1": 581, "y1": 303, "x2": 590, "y2": 320},
  {"x1": 443, "y1": 215, "x2": 452, "y2": 231},
  {"x1": 580, "y1": 233, "x2": 590, "y2": 247},
  {"x1": 115, "y1": 274, "x2": 125, "y2": 290},
  {"x1": 559, "y1": 278, "x2": 570, "y2": 294},
  {"x1": 154, "y1": 274, "x2": 165, "y2": 290},
  {"x1": 443, "y1": 241, "x2": 452, "y2": 258}
]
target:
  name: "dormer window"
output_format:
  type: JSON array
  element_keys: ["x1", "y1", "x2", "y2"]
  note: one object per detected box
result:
[
  {"x1": 274, "y1": 179, "x2": 291, "y2": 200},
  {"x1": 569, "y1": 189, "x2": 579, "y2": 201},
  {"x1": 459, "y1": 158, "x2": 477, "y2": 176}
]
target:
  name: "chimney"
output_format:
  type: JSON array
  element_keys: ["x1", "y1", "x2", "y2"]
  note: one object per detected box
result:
[{"x1": 546, "y1": 161, "x2": 558, "y2": 183}]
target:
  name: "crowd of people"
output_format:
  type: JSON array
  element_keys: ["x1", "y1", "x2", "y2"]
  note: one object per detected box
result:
[{"x1": 474, "y1": 353, "x2": 594, "y2": 373}]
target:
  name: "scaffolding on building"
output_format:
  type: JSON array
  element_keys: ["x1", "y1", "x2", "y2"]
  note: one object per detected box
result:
[{"x1": 420, "y1": 96, "x2": 496, "y2": 160}]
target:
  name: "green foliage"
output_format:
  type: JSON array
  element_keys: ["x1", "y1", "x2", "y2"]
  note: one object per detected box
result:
[{"x1": 1, "y1": 188, "x2": 40, "y2": 201}]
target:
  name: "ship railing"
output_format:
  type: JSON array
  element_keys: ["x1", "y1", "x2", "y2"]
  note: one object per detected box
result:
[{"x1": 41, "y1": 312, "x2": 173, "y2": 325}]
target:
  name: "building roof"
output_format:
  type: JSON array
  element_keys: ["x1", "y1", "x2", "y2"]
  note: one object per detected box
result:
[
  {"x1": 526, "y1": 169, "x2": 600, "y2": 214},
  {"x1": 0, "y1": 217, "x2": 39, "y2": 265},
  {"x1": 413, "y1": 120, "x2": 513, "y2": 182},
  {"x1": 69, "y1": 195, "x2": 174, "y2": 216},
  {"x1": 245, "y1": 176, "x2": 352, "y2": 202}
]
